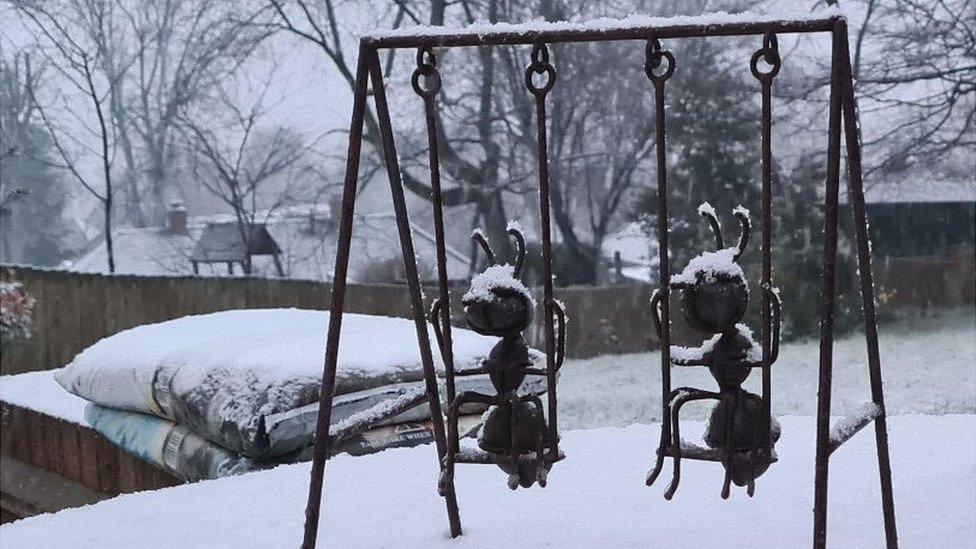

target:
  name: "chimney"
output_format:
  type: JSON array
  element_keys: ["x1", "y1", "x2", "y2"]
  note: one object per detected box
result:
[{"x1": 166, "y1": 200, "x2": 187, "y2": 234}]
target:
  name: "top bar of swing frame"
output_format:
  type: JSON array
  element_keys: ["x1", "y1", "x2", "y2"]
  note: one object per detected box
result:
[{"x1": 361, "y1": 15, "x2": 841, "y2": 49}]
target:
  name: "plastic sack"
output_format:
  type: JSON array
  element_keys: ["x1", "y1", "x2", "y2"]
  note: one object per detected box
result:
[{"x1": 57, "y1": 309, "x2": 545, "y2": 458}]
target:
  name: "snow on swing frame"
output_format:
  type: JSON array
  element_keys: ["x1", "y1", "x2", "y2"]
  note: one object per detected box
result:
[{"x1": 301, "y1": 10, "x2": 898, "y2": 549}]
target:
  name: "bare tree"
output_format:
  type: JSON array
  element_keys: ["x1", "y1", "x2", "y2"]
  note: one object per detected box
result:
[
  {"x1": 12, "y1": 0, "x2": 136, "y2": 272},
  {"x1": 801, "y1": 0, "x2": 975, "y2": 177},
  {"x1": 265, "y1": 0, "x2": 525, "y2": 260},
  {"x1": 111, "y1": 0, "x2": 274, "y2": 226},
  {"x1": 178, "y1": 81, "x2": 312, "y2": 275}
]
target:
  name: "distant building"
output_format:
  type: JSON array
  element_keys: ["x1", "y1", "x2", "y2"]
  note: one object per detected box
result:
[
  {"x1": 840, "y1": 178, "x2": 975, "y2": 258},
  {"x1": 71, "y1": 202, "x2": 471, "y2": 283}
]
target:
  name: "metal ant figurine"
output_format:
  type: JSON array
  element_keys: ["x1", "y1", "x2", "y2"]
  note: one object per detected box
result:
[
  {"x1": 437, "y1": 226, "x2": 565, "y2": 493},
  {"x1": 647, "y1": 204, "x2": 782, "y2": 499}
]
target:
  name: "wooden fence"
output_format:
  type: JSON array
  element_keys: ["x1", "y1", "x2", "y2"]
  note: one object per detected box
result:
[
  {"x1": 0, "y1": 266, "x2": 658, "y2": 375},
  {"x1": 2, "y1": 250, "x2": 971, "y2": 376}
]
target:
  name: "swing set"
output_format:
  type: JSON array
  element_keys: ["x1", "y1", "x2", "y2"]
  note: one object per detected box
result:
[{"x1": 299, "y1": 11, "x2": 898, "y2": 549}]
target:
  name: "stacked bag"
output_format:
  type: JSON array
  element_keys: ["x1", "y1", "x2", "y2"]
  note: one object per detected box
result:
[{"x1": 56, "y1": 309, "x2": 546, "y2": 482}]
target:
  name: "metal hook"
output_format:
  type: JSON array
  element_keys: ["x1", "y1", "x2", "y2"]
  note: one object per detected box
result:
[
  {"x1": 412, "y1": 46, "x2": 441, "y2": 98},
  {"x1": 750, "y1": 32, "x2": 781, "y2": 81},
  {"x1": 525, "y1": 42, "x2": 556, "y2": 96},
  {"x1": 644, "y1": 38, "x2": 676, "y2": 83}
]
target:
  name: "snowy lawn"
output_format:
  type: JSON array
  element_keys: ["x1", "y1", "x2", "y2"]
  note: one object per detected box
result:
[
  {"x1": 0, "y1": 415, "x2": 972, "y2": 548},
  {"x1": 559, "y1": 309, "x2": 976, "y2": 429}
]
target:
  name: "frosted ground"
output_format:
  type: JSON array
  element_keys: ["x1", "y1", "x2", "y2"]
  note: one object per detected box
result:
[
  {"x1": 559, "y1": 309, "x2": 976, "y2": 429},
  {"x1": 1, "y1": 309, "x2": 972, "y2": 547}
]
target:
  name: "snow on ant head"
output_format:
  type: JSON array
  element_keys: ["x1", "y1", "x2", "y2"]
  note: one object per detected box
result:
[
  {"x1": 670, "y1": 203, "x2": 752, "y2": 334},
  {"x1": 461, "y1": 226, "x2": 534, "y2": 337}
]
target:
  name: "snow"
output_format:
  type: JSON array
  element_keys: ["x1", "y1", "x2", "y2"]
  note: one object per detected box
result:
[
  {"x1": 601, "y1": 222, "x2": 659, "y2": 284},
  {"x1": 670, "y1": 247, "x2": 744, "y2": 286},
  {"x1": 505, "y1": 220, "x2": 524, "y2": 234},
  {"x1": 330, "y1": 387, "x2": 426, "y2": 434},
  {"x1": 0, "y1": 369, "x2": 88, "y2": 425},
  {"x1": 58, "y1": 309, "x2": 499, "y2": 397},
  {"x1": 367, "y1": 8, "x2": 842, "y2": 39},
  {"x1": 697, "y1": 202, "x2": 716, "y2": 218},
  {"x1": 840, "y1": 177, "x2": 976, "y2": 205},
  {"x1": 670, "y1": 323, "x2": 761, "y2": 364},
  {"x1": 462, "y1": 264, "x2": 535, "y2": 306},
  {"x1": 732, "y1": 205, "x2": 750, "y2": 218},
  {"x1": 829, "y1": 402, "x2": 881, "y2": 448},
  {"x1": 0, "y1": 414, "x2": 971, "y2": 548},
  {"x1": 558, "y1": 310, "x2": 975, "y2": 429}
]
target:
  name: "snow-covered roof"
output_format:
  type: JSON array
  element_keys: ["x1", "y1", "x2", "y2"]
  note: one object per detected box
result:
[
  {"x1": 842, "y1": 178, "x2": 976, "y2": 205},
  {"x1": 71, "y1": 209, "x2": 470, "y2": 282}
]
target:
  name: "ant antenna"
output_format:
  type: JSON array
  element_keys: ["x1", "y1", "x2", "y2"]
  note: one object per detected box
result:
[
  {"x1": 733, "y1": 207, "x2": 751, "y2": 262},
  {"x1": 698, "y1": 203, "x2": 724, "y2": 249},
  {"x1": 507, "y1": 227, "x2": 526, "y2": 277},
  {"x1": 471, "y1": 230, "x2": 496, "y2": 266}
]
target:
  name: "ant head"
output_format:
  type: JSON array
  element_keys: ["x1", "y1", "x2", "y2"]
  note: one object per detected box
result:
[{"x1": 462, "y1": 226, "x2": 533, "y2": 336}]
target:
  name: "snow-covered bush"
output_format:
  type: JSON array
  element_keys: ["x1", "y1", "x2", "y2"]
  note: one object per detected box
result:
[{"x1": 0, "y1": 277, "x2": 35, "y2": 345}]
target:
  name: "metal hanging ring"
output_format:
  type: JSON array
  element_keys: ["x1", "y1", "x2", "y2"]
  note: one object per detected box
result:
[
  {"x1": 525, "y1": 43, "x2": 556, "y2": 96},
  {"x1": 412, "y1": 47, "x2": 441, "y2": 98},
  {"x1": 644, "y1": 39, "x2": 675, "y2": 82},
  {"x1": 750, "y1": 33, "x2": 781, "y2": 81}
]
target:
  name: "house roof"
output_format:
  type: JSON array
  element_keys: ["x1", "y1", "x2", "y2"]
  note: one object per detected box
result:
[
  {"x1": 71, "y1": 207, "x2": 471, "y2": 282},
  {"x1": 190, "y1": 223, "x2": 281, "y2": 263},
  {"x1": 840, "y1": 178, "x2": 976, "y2": 205}
]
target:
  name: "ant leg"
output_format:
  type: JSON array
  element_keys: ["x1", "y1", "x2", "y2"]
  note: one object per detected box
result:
[
  {"x1": 520, "y1": 394, "x2": 549, "y2": 486},
  {"x1": 721, "y1": 395, "x2": 736, "y2": 500},
  {"x1": 665, "y1": 390, "x2": 721, "y2": 500},
  {"x1": 720, "y1": 464, "x2": 733, "y2": 500},
  {"x1": 507, "y1": 393, "x2": 521, "y2": 490}
]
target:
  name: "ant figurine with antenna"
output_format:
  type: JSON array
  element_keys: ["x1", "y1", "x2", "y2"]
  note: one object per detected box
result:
[
  {"x1": 647, "y1": 203, "x2": 782, "y2": 499},
  {"x1": 438, "y1": 226, "x2": 565, "y2": 493}
]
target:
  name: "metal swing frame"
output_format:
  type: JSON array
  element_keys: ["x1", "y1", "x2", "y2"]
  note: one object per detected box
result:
[{"x1": 300, "y1": 13, "x2": 898, "y2": 549}]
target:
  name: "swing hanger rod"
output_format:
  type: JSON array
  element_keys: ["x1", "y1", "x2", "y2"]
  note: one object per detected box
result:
[{"x1": 362, "y1": 15, "x2": 839, "y2": 49}]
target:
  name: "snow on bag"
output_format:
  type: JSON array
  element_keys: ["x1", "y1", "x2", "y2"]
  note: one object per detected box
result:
[{"x1": 56, "y1": 309, "x2": 546, "y2": 458}]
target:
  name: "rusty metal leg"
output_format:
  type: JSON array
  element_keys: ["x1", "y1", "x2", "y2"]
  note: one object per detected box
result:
[
  {"x1": 301, "y1": 47, "x2": 371, "y2": 549},
  {"x1": 664, "y1": 390, "x2": 720, "y2": 500},
  {"x1": 813, "y1": 21, "x2": 845, "y2": 549},
  {"x1": 836, "y1": 23, "x2": 899, "y2": 549},
  {"x1": 368, "y1": 48, "x2": 463, "y2": 538},
  {"x1": 525, "y1": 43, "x2": 560, "y2": 461},
  {"x1": 643, "y1": 38, "x2": 676, "y2": 488}
]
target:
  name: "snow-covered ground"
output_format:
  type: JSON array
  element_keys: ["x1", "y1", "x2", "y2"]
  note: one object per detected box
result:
[
  {"x1": 559, "y1": 309, "x2": 976, "y2": 429},
  {"x1": 1, "y1": 309, "x2": 972, "y2": 546},
  {"x1": 1, "y1": 415, "x2": 972, "y2": 548}
]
